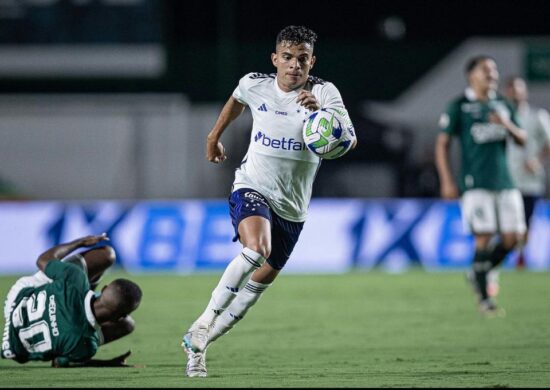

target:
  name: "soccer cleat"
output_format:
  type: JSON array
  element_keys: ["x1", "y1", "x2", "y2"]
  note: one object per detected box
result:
[
  {"x1": 185, "y1": 350, "x2": 207, "y2": 378},
  {"x1": 182, "y1": 323, "x2": 209, "y2": 354},
  {"x1": 478, "y1": 299, "x2": 505, "y2": 317}
]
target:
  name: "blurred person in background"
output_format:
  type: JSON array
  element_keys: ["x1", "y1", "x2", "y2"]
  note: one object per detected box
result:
[
  {"x1": 504, "y1": 76, "x2": 550, "y2": 269},
  {"x1": 434, "y1": 55, "x2": 527, "y2": 316},
  {"x1": 2, "y1": 233, "x2": 142, "y2": 367},
  {"x1": 180, "y1": 25, "x2": 356, "y2": 377},
  {"x1": 0, "y1": 176, "x2": 24, "y2": 200}
]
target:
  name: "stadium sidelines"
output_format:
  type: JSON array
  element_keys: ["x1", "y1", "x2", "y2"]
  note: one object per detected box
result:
[{"x1": 1, "y1": 198, "x2": 550, "y2": 275}]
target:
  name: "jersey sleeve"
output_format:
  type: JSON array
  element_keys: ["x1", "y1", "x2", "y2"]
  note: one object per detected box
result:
[
  {"x1": 317, "y1": 82, "x2": 356, "y2": 143},
  {"x1": 55, "y1": 334, "x2": 99, "y2": 366},
  {"x1": 232, "y1": 73, "x2": 254, "y2": 106},
  {"x1": 506, "y1": 100, "x2": 521, "y2": 127},
  {"x1": 44, "y1": 260, "x2": 88, "y2": 291},
  {"x1": 537, "y1": 108, "x2": 550, "y2": 143},
  {"x1": 68, "y1": 335, "x2": 99, "y2": 363},
  {"x1": 52, "y1": 356, "x2": 71, "y2": 367},
  {"x1": 318, "y1": 82, "x2": 345, "y2": 110},
  {"x1": 438, "y1": 100, "x2": 460, "y2": 135},
  {"x1": 338, "y1": 107, "x2": 357, "y2": 142}
]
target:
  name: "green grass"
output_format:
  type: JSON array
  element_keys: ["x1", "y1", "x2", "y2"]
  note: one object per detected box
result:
[{"x1": 1, "y1": 269, "x2": 550, "y2": 388}]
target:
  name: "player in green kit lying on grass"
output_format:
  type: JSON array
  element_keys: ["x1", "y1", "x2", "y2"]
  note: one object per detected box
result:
[{"x1": 2, "y1": 233, "x2": 142, "y2": 367}]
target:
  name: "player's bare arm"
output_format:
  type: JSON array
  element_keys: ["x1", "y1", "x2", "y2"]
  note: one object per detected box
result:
[
  {"x1": 100, "y1": 315, "x2": 136, "y2": 344},
  {"x1": 36, "y1": 233, "x2": 110, "y2": 271},
  {"x1": 489, "y1": 112, "x2": 527, "y2": 146},
  {"x1": 434, "y1": 133, "x2": 459, "y2": 199},
  {"x1": 52, "y1": 350, "x2": 134, "y2": 368},
  {"x1": 206, "y1": 96, "x2": 246, "y2": 164}
]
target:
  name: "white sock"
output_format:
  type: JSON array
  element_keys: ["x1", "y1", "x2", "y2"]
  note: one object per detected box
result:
[
  {"x1": 193, "y1": 248, "x2": 265, "y2": 328},
  {"x1": 207, "y1": 279, "x2": 270, "y2": 345}
]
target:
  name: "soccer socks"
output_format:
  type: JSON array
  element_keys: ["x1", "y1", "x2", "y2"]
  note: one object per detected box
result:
[
  {"x1": 207, "y1": 280, "x2": 271, "y2": 345},
  {"x1": 193, "y1": 248, "x2": 266, "y2": 327},
  {"x1": 472, "y1": 249, "x2": 492, "y2": 301},
  {"x1": 488, "y1": 242, "x2": 511, "y2": 269}
]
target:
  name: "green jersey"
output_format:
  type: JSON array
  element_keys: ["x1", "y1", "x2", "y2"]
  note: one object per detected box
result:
[
  {"x1": 439, "y1": 88, "x2": 520, "y2": 192},
  {"x1": 2, "y1": 261, "x2": 100, "y2": 365}
]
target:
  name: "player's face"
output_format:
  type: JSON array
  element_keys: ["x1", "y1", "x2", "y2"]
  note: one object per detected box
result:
[
  {"x1": 506, "y1": 78, "x2": 528, "y2": 103},
  {"x1": 470, "y1": 59, "x2": 499, "y2": 92},
  {"x1": 271, "y1": 41, "x2": 316, "y2": 92}
]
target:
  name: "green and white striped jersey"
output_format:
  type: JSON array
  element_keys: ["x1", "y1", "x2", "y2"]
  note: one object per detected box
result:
[{"x1": 2, "y1": 261, "x2": 100, "y2": 365}]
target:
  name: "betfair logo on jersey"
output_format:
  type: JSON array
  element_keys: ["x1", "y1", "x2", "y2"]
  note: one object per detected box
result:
[
  {"x1": 470, "y1": 123, "x2": 507, "y2": 144},
  {"x1": 254, "y1": 131, "x2": 307, "y2": 151}
]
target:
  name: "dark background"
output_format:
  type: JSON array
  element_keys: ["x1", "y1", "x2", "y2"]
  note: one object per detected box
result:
[
  {"x1": 1, "y1": 0, "x2": 549, "y2": 198},
  {"x1": 1, "y1": 0, "x2": 549, "y2": 105}
]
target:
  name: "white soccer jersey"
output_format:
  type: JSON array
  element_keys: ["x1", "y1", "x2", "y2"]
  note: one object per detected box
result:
[
  {"x1": 507, "y1": 104, "x2": 550, "y2": 195},
  {"x1": 232, "y1": 72, "x2": 348, "y2": 222}
]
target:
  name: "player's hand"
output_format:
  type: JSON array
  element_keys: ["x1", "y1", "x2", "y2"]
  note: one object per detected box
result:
[
  {"x1": 79, "y1": 233, "x2": 109, "y2": 247},
  {"x1": 440, "y1": 181, "x2": 459, "y2": 200},
  {"x1": 489, "y1": 112, "x2": 510, "y2": 127},
  {"x1": 525, "y1": 158, "x2": 542, "y2": 174},
  {"x1": 296, "y1": 90, "x2": 320, "y2": 111},
  {"x1": 105, "y1": 350, "x2": 132, "y2": 367},
  {"x1": 52, "y1": 350, "x2": 139, "y2": 368},
  {"x1": 206, "y1": 135, "x2": 227, "y2": 164},
  {"x1": 84, "y1": 350, "x2": 134, "y2": 367}
]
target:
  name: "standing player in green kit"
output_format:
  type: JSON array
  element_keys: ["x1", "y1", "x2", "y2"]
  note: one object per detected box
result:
[
  {"x1": 434, "y1": 55, "x2": 527, "y2": 316},
  {"x1": 2, "y1": 233, "x2": 142, "y2": 367}
]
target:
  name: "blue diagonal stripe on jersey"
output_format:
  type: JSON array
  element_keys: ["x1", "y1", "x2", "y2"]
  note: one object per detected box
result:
[{"x1": 257, "y1": 103, "x2": 268, "y2": 112}]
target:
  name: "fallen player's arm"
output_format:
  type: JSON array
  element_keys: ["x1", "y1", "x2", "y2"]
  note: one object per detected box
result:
[
  {"x1": 37, "y1": 233, "x2": 109, "y2": 271},
  {"x1": 101, "y1": 316, "x2": 136, "y2": 345},
  {"x1": 51, "y1": 350, "x2": 133, "y2": 368}
]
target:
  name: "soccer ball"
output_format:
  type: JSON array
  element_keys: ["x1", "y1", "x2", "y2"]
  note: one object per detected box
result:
[{"x1": 302, "y1": 108, "x2": 355, "y2": 160}]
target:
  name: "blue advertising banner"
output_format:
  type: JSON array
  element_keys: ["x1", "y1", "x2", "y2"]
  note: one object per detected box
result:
[{"x1": 1, "y1": 199, "x2": 549, "y2": 274}]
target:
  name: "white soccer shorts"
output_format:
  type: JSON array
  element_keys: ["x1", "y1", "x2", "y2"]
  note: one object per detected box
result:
[{"x1": 461, "y1": 188, "x2": 527, "y2": 235}]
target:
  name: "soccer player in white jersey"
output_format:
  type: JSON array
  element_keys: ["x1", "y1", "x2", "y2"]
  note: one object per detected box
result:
[
  {"x1": 505, "y1": 76, "x2": 550, "y2": 269},
  {"x1": 181, "y1": 25, "x2": 357, "y2": 377}
]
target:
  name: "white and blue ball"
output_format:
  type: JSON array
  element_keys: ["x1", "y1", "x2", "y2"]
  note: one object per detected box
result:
[{"x1": 302, "y1": 108, "x2": 354, "y2": 160}]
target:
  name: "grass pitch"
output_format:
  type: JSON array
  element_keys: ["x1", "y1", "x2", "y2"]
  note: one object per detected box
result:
[{"x1": 1, "y1": 269, "x2": 549, "y2": 388}]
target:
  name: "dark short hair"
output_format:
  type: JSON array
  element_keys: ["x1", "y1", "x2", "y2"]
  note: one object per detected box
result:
[
  {"x1": 276, "y1": 25, "x2": 317, "y2": 48},
  {"x1": 111, "y1": 278, "x2": 142, "y2": 311},
  {"x1": 465, "y1": 55, "x2": 496, "y2": 74}
]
